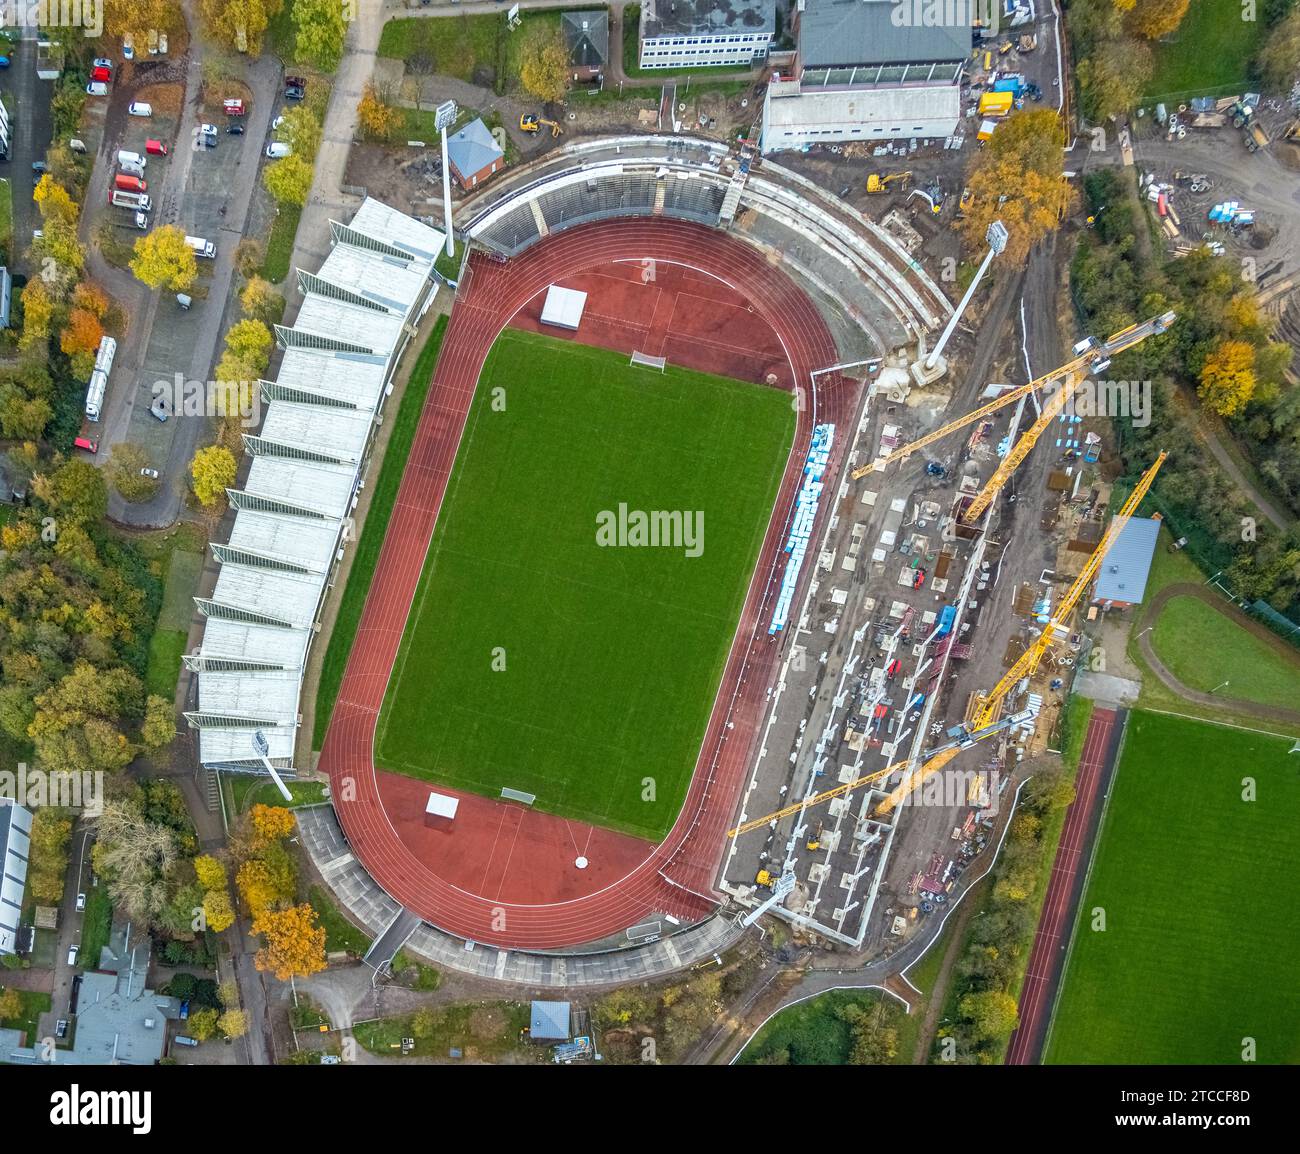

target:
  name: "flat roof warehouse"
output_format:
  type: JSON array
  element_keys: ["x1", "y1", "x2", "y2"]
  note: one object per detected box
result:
[{"x1": 186, "y1": 199, "x2": 444, "y2": 770}]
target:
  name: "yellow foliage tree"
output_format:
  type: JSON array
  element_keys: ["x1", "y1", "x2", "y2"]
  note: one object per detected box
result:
[
  {"x1": 1198, "y1": 339, "x2": 1257, "y2": 418},
  {"x1": 252, "y1": 903, "x2": 327, "y2": 981},
  {"x1": 204, "y1": 887, "x2": 236, "y2": 933},
  {"x1": 199, "y1": 0, "x2": 282, "y2": 55},
  {"x1": 18, "y1": 279, "x2": 57, "y2": 354},
  {"x1": 958, "y1": 109, "x2": 1071, "y2": 265},
  {"x1": 190, "y1": 443, "x2": 237, "y2": 507},
  {"x1": 519, "y1": 24, "x2": 569, "y2": 105},
  {"x1": 263, "y1": 153, "x2": 314, "y2": 206},
  {"x1": 358, "y1": 82, "x2": 401, "y2": 141},
  {"x1": 236, "y1": 859, "x2": 278, "y2": 918},
  {"x1": 1126, "y1": 0, "x2": 1189, "y2": 40},
  {"x1": 217, "y1": 1008, "x2": 249, "y2": 1038},
  {"x1": 250, "y1": 803, "x2": 296, "y2": 845},
  {"x1": 34, "y1": 174, "x2": 78, "y2": 223},
  {"x1": 194, "y1": 854, "x2": 228, "y2": 891},
  {"x1": 131, "y1": 225, "x2": 198, "y2": 292}
]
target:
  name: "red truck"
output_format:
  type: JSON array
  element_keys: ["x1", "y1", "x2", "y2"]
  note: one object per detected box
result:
[{"x1": 114, "y1": 173, "x2": 147, "y2": 192}]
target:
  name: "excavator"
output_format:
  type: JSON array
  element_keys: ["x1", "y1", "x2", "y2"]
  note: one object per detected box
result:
[
  {"x1": 866, "y1": 171, "x2": 911, "y2": 194},
  {"x1": 728, "y1": 453, "x2": 1166, "y2": 839},
  {"x1": 520, "y1": 114, "x2": 563, "y2": 139}
]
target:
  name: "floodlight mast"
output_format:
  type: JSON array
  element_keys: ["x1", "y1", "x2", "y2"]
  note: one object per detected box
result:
[
  {"x1": 436, "y1": 100, "x2": 458, "y2": 260},
  {"x1": 252, "y1": 729, "x2": 294, "y2": 803}
]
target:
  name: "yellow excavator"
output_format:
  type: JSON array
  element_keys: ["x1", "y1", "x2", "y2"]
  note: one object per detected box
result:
[
  {"x1": 866, "y1": 171, "x2": 911, "y2": 194},
  {"x1": 520, "y1": 114, "x2": 563, "y2": 139}
]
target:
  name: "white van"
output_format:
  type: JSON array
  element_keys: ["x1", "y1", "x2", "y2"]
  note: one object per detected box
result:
[
  {"x1": 116, "y1": 150, "x2": 146, "y2": 169},
  {"x1": 265, "y1": 142, "x2": 292, "y2": 159},
  {"x1": 86, "y1": 81, "x2": 108, "y2": 96},
  {"x1": 127, "y1": 101, "x2": 153, "y2": 117},
  {"x1": 119, "y1": 158, "x2": 145, "y2": 179},
  {"x1": 185, "y1": 235, "x2": 216, "y2": 259}
]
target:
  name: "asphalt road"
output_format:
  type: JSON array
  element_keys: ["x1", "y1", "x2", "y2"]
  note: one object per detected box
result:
[{"x1": 5, "y1": 29, "x2": 54, "y2": 273}]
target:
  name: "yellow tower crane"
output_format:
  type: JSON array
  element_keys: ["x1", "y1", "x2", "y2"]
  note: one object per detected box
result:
[
  {"x1": 848, "y1": 311, "x2": 1176, "y2": 484},
  {"x1": 728, "y1": 453, "x2": 1166, "y2": 839},
  {"x1": 966, "y1": 451, "x2": 1166, "y2": 731}
]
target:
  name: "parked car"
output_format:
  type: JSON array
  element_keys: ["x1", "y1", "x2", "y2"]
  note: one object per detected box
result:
[
  {"x1": 150, "y1": 395, "x2": 170, "y2": 422},
  {"x1": 31, "y1": 160, "x2": 47, "y2": 181},
  {"x1": 140, "y1": 466, "x2": 159, "y2": 479},
  {"x1": 67, "y1": 944, "x2": 79, "y2": 966},
  {"x1": 159, "y1": 33, "x2": 168, "y2": 54},
  {"x1": 145, "y1": 138, "x2": 168, "y2": 156},
  {"x1": 226, "y1": 124, "x2": 244, "y2": 135},
  {"x1": 90, "y1": 65, "x2": 111, "y2": 82},
  {"x1": 284, "y1": 76, "x2": 306, "y2": 100},
  {"x1": 122, "y1": 34, "x2": 134, "y2": 60},
  {"x1": 223, "y1": 98, "x2": 245, "y2": 116},
  {"x1": 93, "y1": 57, "x2": 114, "y2": 69},
  {"x1": 75, "y1": 892, "x2": 86, "y2": 911},
  {"x1": 265, "y1": 142, "x2": 292, "y2": 158},
  {"x1": 85, "y1": 81, "x2": 108, "y2": 96},
  {"x1": 55, "y1": 1019, "x2": 68, "y2": 1039},
  {"x1": 0, "y1": 57, "x2": 10, "y2": 69},
  {"x1": 272, "y1": 115, "x2": 285, "y2": 130},
  {"x1": 128, "y1": 101, "x2": 152, "y2": 117},
  {"x1": 179, "y1": 999, "x2": 190, "y2": 1021},
  {"x1": 147, "y1": 28, "x2": 159, "y2": 54}
]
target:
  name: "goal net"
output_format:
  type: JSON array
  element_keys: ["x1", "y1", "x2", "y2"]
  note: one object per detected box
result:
[{"x1": 630, "y1": 350, "x2": 667, "y2": 372}]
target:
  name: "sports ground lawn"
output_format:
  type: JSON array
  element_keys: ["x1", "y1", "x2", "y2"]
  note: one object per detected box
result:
[
  {"x1": 376, "y1": 329, "x2": 794, "y2": 841},
  {"x1": 1150, "y1": 594, "x2": 1300, "y2": 714},
  {"x1": 1046, "y1": 711, "x2": 1300, "y2": 1064}
]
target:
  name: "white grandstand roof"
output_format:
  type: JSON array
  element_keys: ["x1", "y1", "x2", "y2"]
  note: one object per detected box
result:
[
  {"x1": 317, "y1": 245, "x2": 430, "y2": 314},
  {"x1": 763, "y1": 83, "x2": 961, "y2": 135},
  {"x1": 350, "y1": 198, "x2": 445, "y2": 262},
  {"x1": 259, "y1": 402, "x2": 373, "y2": 463},
  {"x1": 196, "y1": 197, "x2": 438, "y2": 770},
  {"x1": 210, "y1": 564, "x2": 326, "y2": 629},
  {"x1": 242, "y1": 456, "x2": 358, "y2": 519},
  {"x1": 292, "y1": 294, "x2": 407, "y2": 353},
  {"x1": 274, "y1": 348, "x2": 389, "y2": 410},
  {"x1": 226, "y1": 509, "x2": 343, "y2": 574}
]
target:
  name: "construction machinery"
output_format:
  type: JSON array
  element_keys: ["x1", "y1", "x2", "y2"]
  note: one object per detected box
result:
[
  {"x1": 520, "y1": 114, "x2": 563, "y2": 138},
  {"x1": 850, "y1": 309, "x2": 1176, "y2": 483},
  {"x1": 728, "y1": 454, "x2": 1165, "y2": 840},
  {"x1": 967, "y1": 453, "x2": 1166, "y2": 730},
  {"x1": 867, "y1": 171, "x2": 911, "y2": 194}
]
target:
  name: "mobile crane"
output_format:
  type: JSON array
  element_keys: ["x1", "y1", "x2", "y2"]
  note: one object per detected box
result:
[
  {"x1": 728, "y1": 453, "x2": 1165, "y2": 839},
  {"x1": 849, "y1": 310, "x2": 1176, "y2": 483}
]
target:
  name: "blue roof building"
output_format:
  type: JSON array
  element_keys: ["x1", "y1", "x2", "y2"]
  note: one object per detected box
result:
[
  {"x1": 1093, "y1": 516, "x2": 1161, "y2": 607},
  {"x1": 529, "y1": 999, "x2": 571, "y2": 1041},
  {"x1": 446, "y1": 118, "x2": 504, "y2": 190}
]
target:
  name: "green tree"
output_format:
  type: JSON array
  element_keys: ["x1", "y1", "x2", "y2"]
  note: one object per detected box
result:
[
  {"x1": 280, "y1": 107, "x2": 322, "y2": 161},
  {"x1": 293, "y1": 0, "x2": 347, "y2": 70},
  {"x1": 107, "y1": 443, "x2": 160, "y2": 504},
  {"x1": 33, "y1": 458, "x2": 108, "y2": 527},
  {"x1": 189, "y1": 1006, "x2": 221, "y2": 1041},
  {"x1": 1078, "y1": 37, "x2": 1152, "y2": 121},
  {"x1": 240, "y1": 276, "x2": 283, "y2": 324},
  {"x1": 262, "y1": 154, "x2": 314, "y2": 206},
  {"x1": 958, "y1": 990, "x2": 1021, "y2": 1042},
  {"x1": 141, "y1": 694, "x2": 176, "y2": 751}
]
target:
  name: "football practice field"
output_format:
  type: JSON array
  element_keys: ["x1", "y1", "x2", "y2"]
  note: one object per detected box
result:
[
  {"x1": 376, "y1": 329, "x2": 795, "y2": 841},
  {"x1": 1046, "y1": 711, "x2": 1300, "y2": 1064}
]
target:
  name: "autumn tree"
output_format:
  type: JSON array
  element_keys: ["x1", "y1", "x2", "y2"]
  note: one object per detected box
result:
[
  {"x1": 0, "y1": 987, "x2": 23, "y2": 1021},
  {"x1": 519, "y1": 24, "x2": 569, "y2": 104},
  {"x1": 293, "y1": 0, "x2": 347, "y2": 70},
  {"x1": 204, "y1": 888, "x2": 236, "y2": 933},
  {"x1": 240, "y1": 276, "x2": 283, "y2": 324},
  {"x1": 1077, "y1": 36, "x2": 1153, "y2": 122},
  {"x1": 132, "y1": 225, "x2": 199, "y2": 292},
  {"x1": 30, "y1": 662, "x2": 143, "y2": 777},
  {"x1": 33, "y1": 458, "x2": 108, "y2": 527},
  {"x1": 280, "y1": 107, "x2": 322, "y2": 161},
  {"x1": 1125, "y1": 0, "x2": 1189, "y2": 40},
  {"x1": 191, "y1": 444, "x2": 238, "y2": 507},
  {"x1": 106, "y1": 443, "x2": 159, "y2": 504},
  {"x1": 357, "y1": 82, "x2": 401, "y2": 141},
  {"x1": 189, "y1": 1006, "x2": 221, "y2": 1041},
  {"x1": 225, "y1": 318, "x2": 274, "y2": 373},
  {"x1": 217, "y1": 1008, "x2": 249, "y2": 1038},
  {"x1": 104, "y1": 0, "x2": 182, "y2": 50},
  {"x1": 195, "y1": 855, "x2": 228, "y2": 891},
  {"x1": 250, "y1": 803, "x2": 296, "y2": 844},
  {"x1": 34, "y1": 174, "x2": 77, "y2": 224},
  {"x1": 263, "y1": 153, "x2": 314, "y2": 206},
  {"x1": 959, "y1": 109, "x2": 1071, "y2": 265},
  {"x1": 32, "y1": 216, "x2": 87, "y2": 297},
  {"x1": 18, "y1": 279, "x2": 57, "y2": 354},
  {"x1": 252, "y1": 903, "x2": 328, "y2": 980},
  {"x1": 60, "y1": 308, "x2": 106, "y2": 380},
  {"x1": 1198, "y1": 339, "x2": 1257, "y2": 418},
  {"x1": 26, "y1": 810, "x2": 73, "y2": 904},
  {"x1": 141, "y1": 694, "x2": 176, "y2": 750},
  {"x1": 236, "y1": 858, "x2": 281, "y2": 917},
  {"x1": 958, "y1": 991, "x2": 1020, "y2": 1042},
  {"x1": 199, "y1": 0, "x2": 283, "y2": 55}
]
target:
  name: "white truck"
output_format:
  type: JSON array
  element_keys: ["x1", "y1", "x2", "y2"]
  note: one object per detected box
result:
[
  {"x1": 109, "y1": 188, "x2": 151, "y2": 212},
  {"x1": 185, "y1": 235, "x2": 216, "y2": 259}
]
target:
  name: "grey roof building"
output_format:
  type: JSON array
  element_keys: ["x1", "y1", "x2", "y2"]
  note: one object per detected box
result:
[
  {"x1": 6, "y1": 925, "x2": 181, "y2": 1064},
  {"x1": 446, "y1": 118, "x2": 505, "y2": 189},
  {"x1": 1093, "y1": 516, "x2": 1161, "y2": 606},
  {"x1": 0, "y1": 803, "x2": 32, "y2": 956},
  {"x1": 529, "y1": 999, "x2": 571, "y2": 1040},
  {"x1": 798, "y1": 0, "x2": 971, "y2": 69},
  {"x1": 562, "y1": 10, "x2": 609, "y2": 72},
  {"x1": 641, "y1": 0, "x2": 776, "y2": 40}
]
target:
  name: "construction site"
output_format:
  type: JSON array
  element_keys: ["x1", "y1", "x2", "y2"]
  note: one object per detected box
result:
[{"x1": 721, "y1": 310, "x2": 1176, "y2": 954}]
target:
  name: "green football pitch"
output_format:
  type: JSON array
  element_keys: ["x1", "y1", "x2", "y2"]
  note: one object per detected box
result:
[
  {"x1": 1046, "y1": 710, "x2": 1300, "y2": 1064},
  {"x1": 376, "y1": 329, "x2": 795, "y2": 841}
]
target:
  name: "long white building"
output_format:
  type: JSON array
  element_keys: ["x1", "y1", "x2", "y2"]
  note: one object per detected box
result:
[
  {"x1": 639, "y1": 0, "x2": 776, "y2": 70},
  {"x1": 186, "y1": 198, "x2": 442, "y2": 771},
  {"x1": 761, "y1": 0, "x2": 968, "y2": 153}
]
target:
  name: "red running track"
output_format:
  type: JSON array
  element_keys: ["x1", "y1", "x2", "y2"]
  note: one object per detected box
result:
[
  {"x1": 1006, "y1": 706, "x2": 1117, "y2": 1064},
  {"x1": 319, "y1": 219, "x2": 860, "y2": 949}
]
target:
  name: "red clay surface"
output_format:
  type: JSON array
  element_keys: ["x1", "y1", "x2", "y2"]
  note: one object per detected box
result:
[
  {"x1": 507, "y1": 261, "x2": 794, "y2": 388},
  {"x1": 320, "y1": 219, "x2": 861, "y2": 948},
  {"x1": 1006, "y1": 706, "x2": 1117, "y2": 1064}
]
